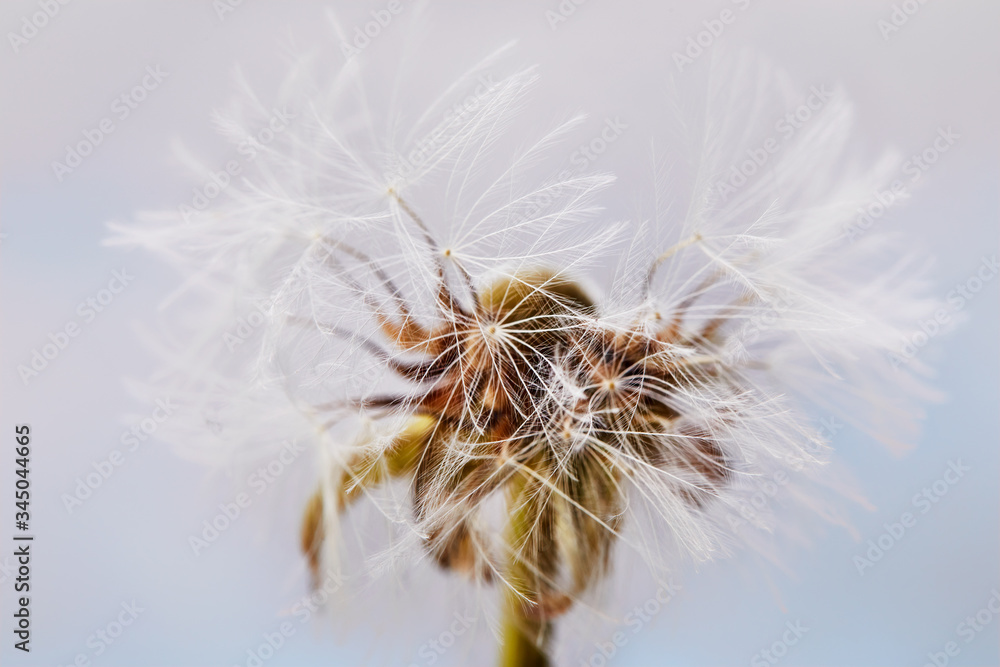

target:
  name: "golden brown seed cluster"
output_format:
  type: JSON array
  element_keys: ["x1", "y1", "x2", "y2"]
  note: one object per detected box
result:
[{"x1": 302, "y1": 266, "x2": 730, "y2": 622}]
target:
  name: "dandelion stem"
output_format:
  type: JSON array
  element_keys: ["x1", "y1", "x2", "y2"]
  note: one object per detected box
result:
[
  {"x1": 499, "y1": 604, "x2": 550, "y2": 667},
  {"x1": 498, "y1": 468, "x2": 553, "y2": 667}
]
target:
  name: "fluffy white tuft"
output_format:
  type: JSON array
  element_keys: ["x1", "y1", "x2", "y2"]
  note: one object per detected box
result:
[{"x1": 108, "y1": 31, "x2": 938, "y2": 664}]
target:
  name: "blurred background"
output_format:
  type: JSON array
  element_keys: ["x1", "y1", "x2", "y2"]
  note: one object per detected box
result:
[{"x1": 1, "y1": 1, "x2": 997, "y2": 665}]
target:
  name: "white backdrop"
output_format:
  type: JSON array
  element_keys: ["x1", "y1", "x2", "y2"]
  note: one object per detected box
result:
[{"x1": 1, "y1": 1, "x2": 997, "y2": 665}]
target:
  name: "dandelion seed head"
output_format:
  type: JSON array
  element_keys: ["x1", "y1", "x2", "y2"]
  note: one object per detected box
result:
[{"x1": 109, "y1": 29, "x2": 940, "y2": 663}]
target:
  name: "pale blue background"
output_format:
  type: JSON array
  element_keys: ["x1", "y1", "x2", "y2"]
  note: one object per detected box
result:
[{"x1": 1, "y1": 1, "x2": 997, "y2": 665}]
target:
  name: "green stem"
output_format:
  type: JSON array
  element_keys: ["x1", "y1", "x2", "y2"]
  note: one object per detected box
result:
[
  {"x1": 499, "y1": 596, "x2": 551, "y2": 667},
  {"x1": 499, "y1": 467, "x2": 553, "y2": 667}
]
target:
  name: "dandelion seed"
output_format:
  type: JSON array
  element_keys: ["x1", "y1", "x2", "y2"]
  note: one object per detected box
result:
[{"x1": 109, "y1": 33, "x2": 938, "y2": 667}]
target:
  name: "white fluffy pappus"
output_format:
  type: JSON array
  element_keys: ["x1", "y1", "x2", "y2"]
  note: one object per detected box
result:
[{"x1": 107, "y1": 27, "x2": 940, "y2": 666}]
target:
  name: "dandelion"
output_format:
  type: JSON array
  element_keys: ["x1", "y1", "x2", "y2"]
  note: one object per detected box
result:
[{"x1": 110, "y1": 31, "x2": 937, "y2": 667}]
